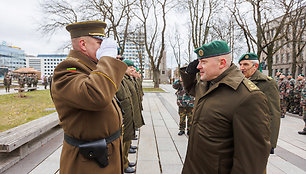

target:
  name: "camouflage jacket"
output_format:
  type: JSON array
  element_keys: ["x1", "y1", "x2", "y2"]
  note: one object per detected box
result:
[
  {"x1": 294, "y1": 79, "x2": 305, "y2": 101},
  {"x1": 288, "y1": 78, "x2": 295, "y2": 97},
  {"x1": 301, "y1": 85, "x2": 306, "y2": 106},
  {"x1": 278, "y1": 79, "x2": 290, "y2": 100},
  {"x1": 173, "y1": 80, "x2": 195, "y2": 107},
  {"x1": 3, "y1": 77, "x2": 11, "y2": 86}
]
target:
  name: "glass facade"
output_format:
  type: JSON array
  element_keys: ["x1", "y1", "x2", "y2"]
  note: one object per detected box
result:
[{"x1": 0, "y1": 45, "x2": 26, "y2": 71}]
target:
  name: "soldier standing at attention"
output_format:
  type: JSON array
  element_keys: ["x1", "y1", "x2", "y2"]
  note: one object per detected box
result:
[
  {"x1": 173, "y1": 77, "x2": 195, "y2": 136},
  {"x1": 287, "y1": 73, "x2": 295, "y2": 113},
  {"x1": 43, "y1": 76, "x2": 48, "y2": 89},
  {"x1": 293, "y1": 74, "x2": 305, "y2": 115},
  {"x1": 3, "y1": 74, "x2": 11, "y2": 92},
  {"x1": 117, "y1": 60, "x2": 137, "y2": 173},
  {"x1": 275, "y1": 71, "x2": 281, "y2": 83},
  {"x1": 239, "y1": 53, "x2": 280, "y2": 157},
  {"x1": 298, "y1": 85, "x2": 306, "y2": 135},
  {"x1": 180, "y1": 41, "x2": 270, "y2": 174},
  {"x1": 33, "y1": 74, "x2": 38, "y2": 88},
  {"x1": 51, "y1": 21, "x2": 127, "y2": 174},
  {"x1": 18, "y1": 74, "x2": 25, "y2": 88},
  {"x1": 278, "y1": 73, "x2": 290, "y2": 118}
]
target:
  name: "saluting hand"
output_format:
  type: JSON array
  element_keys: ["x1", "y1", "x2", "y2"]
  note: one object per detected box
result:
[
  {"x1": 96, "y1": 38, "x2": 118, "y2": 60},
  {"x1": 186, "y1": 59, "x2": 199, "y2": 75}
]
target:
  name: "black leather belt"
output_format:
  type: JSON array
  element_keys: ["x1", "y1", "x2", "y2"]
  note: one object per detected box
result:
[{"x1": 64, "y1": 128, "x2": 121, "y2": 147}]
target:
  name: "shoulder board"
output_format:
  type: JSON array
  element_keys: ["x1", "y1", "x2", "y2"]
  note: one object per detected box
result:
[{"x1": 243, "y1": 78, "x2": 260, "y2": 92}]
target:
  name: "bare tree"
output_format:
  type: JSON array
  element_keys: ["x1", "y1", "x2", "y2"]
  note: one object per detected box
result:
[
  {"x1": 133, "y1": 0, "x2": 174, "y2": 88},
  {"x1": 169, "y1": 26, "x2": 183, "y2": 70},
  {"x1": 39, "y1": 0, "x2": 135, "y2": 52},
  {"x1": 231, "y1": 0, "x2": 295, "y2": 75},
  {"x1": 285, "y1": 1, "x2": 306, "y2": 77}
]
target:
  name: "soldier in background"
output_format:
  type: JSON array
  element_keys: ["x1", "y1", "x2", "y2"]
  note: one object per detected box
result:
[
  {"x1": 26, "y1": 74, "x2": 33, "y2": 88},
  {"x1": 275, "y1": 71, "x2": 281, "y2": 83},
  {"x1": 117, "y1": 60, "x2": 137, "y2": 173},
  {"x1": 298, "y1": 85, "x2": 306, "y2": 135},
  {"x1": 43, "y1": 76, "x2": 48, "y2": 89},
  {"x1": 18, "y1": 74, "x2": 26, "y2": 89},
  {"x1": 33, "y1": 74, "x2": 38, "y2": 88},
  {"x1": 287, "y1": 73, "x2": 295, "y2": 113},
  {"x1": 3, "y1": 74, "x2": 12, "y2": 92},
  {"x1": 278, "y1": 73, "x2": 290, "y2": 118},
  {"x1": 173, "y1": 76, "x2": 195, "y2": 136},
  {"x1": 293, "y1": 74, "x2": 305, "y2": 115}
]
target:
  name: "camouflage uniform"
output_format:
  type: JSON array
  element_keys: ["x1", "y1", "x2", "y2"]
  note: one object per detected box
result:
[
  {"x1": 298, "y1": 85, "x2": 306, "y2": 135},
  {"x1": 18, "y1": 75, "x2": 26, "y2": 88},
  {"x1": 278, "y1": 78, "x2": 290, "y2": 117},
  {"x1": 287, "y1": 77, "x2": 296, "y2": 112},
  {"x1": 33, "y1": 75, "x2": 38, "y2": 87},
  {"x1": 26, "y1": 74, "x2": 33, "y2": 87},
  {"x1": 3, "y1": 75, "x2": 11, "y2": 92},
  {"x1": 293, "y1": 79, "x2": 305, "y2": 115},
  {"x1": 173, "y1": 79, "x2": 195, "y2": 134},
  {"x1": 43, "y1": 76, "x2": 48, "y2": 89}
]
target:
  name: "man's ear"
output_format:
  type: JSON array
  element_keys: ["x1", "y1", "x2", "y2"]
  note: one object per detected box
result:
[
  {"x1": 78, "y1": 38, "x2": 86, "y2": 52},
  {"x1": 254, "y1": 63, "x2": 259, "y2": 69},
  {"x1": 219, "y1": 58, "x2": 227, "y2": 69}
]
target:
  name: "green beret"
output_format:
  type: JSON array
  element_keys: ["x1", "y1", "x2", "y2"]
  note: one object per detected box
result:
[
  {"x1": 298, "y1": 74, "x2": 304, "y2": 77},
  {"x1": 281, "y1": 73, "x2": 286, "y2": 75},
  {"x1": 136, "y1": 67, "x2": 140, "y2": 72},
  {"x1": 194, "y1": 41, "x2": 230, "y2": 59},
  {"x1": 238, "y1": 53, "x2": 258, "y2": 63},
  {"x1": 123, "y1": 59, "x2": 134, "y2": 67},
  {"x1": 287, "y1": 73, "x2": 293, "y2": 76},
  {"x1": 66, "y1": 21, "x2": 107, "y2": 39}
]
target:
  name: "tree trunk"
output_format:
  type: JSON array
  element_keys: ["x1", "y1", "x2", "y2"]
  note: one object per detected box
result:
[
  {"x1": 291, "y1": 25, "x2": 297, "y2": 78},
  {"x1": 153, "y1": 68, "x2": 160, "y2": 88},
  {"x1": 267, "y1": 44, "x2": 274, "y2": 76}
]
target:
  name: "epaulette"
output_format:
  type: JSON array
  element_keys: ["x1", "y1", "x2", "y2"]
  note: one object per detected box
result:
[
  {"x1": 243, "y1": 78, "x2": 260, "y2": 92},
  {"x1": 267, "y1": 76, "x2": 273, "y2": 80}
]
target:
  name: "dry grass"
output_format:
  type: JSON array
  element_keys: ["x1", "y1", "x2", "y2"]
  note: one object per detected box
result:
[
  {"x1": 0, "y1": 90, "x2": 55, "y2": 132},
  {"x1": 143, "y1": 88, "x2": 165, "y2": 92}
]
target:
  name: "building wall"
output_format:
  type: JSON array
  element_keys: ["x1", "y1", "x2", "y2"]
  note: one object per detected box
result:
[
  {"x1": 0, "y1": 44, "x2": 26, "y2": 71},
  {"x1": 38, "y1": 54, "x2": 67, "y2": 77},
  {"x1": 26, "y1": 55, "x2": 42, "y2": 72}
]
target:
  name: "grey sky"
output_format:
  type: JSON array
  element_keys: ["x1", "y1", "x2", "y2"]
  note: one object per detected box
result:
[{"x1": 0, "y1": 0, "x2": 68, "y2": 56}]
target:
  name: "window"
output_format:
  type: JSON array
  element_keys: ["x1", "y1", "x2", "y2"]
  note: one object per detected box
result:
[
  {"x1": 287, "y1": 53, "x2": 290, "y2": 62},
  {"x1": 281, "y1": 54, "x2": 284, "y2": 63},
  {"x1": 275, "y1": 55, "x2": 279, "y2": 63},
  {"x1": 162, "y1": 71, "x2": 165, "y2": 74}
]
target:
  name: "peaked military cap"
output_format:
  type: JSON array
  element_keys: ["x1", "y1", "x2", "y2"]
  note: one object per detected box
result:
[
  {"x1": 123, "y1": 59, "x2": 134, "y2": 67},
  {"x1": 66, "y1": 21, "x2": 107, "y2": 39},
  {"x1": 238, "y1": 53, "x2": 258, "y2": 63},
  {"x1": 194, "y1": 40, "x2": 231, "y2": 59}
]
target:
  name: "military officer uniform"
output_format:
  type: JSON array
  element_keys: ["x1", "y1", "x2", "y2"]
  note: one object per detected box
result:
[
  {"x1": 181, "y1": 41, "x2": 270, "y2": 174},
  {"x1": 239, "y1": 53, "x2": 280, "y2": 154},
  {"x1": 51, "y1": 21, "x2": 127, "y2": 174}
]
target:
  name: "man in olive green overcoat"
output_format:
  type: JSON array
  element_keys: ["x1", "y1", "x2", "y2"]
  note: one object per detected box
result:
[
  {"x1": 51, "y1": 21, "x2": 127, "y2": 174},
  {"x1": 239, "y1": 53, "x2": 280, "y2": 154},
  {"x1": 180, "y1": 41, "x2": 271, "y2": 174}
]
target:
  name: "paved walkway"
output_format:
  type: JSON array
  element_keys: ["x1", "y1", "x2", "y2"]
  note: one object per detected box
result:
[{"x1": 3, "y1": 83, "x2": 306, "y2": 174}]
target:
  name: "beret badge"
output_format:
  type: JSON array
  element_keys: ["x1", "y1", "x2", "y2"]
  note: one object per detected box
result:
[
  {"x1": 245, "y1": 55, "x2": 249, "y2": 59},
  {"x1": 198, "y1": 49, "x2": 204, "y2": 57}
]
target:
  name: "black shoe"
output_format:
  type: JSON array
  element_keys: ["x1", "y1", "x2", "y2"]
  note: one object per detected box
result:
[
  {"x1": 270, "y1": 148, "x2": 274, "y2": 154},
  {"x1": 129, "y1": 148, "x2": 137, "y2": 154},
  {"x1": 281, "y1": 115, "x2": 285, "y2": 118},
  {"x1": 128, "y1": 162, "x2": 136, "y2": 167},
  {"x1": 132, "y1": 137, "x2": 138, "y2": 140},
  {"x1": 130, "y1": 145, "x2": 137, "y2": 150},
  {"x1": 178, "y1": 131, "x2": 185, "y2": 136},
  {"x1": 124, "y1": 166, "x2": 136, "y2": 173},
  {"x1": 298, "y1": 129, "x2": 306, "y2": 135}
]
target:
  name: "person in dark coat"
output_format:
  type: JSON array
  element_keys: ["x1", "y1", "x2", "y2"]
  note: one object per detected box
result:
[{"x1": 180, "y1": 41, "x2": 270, "y2": 174}]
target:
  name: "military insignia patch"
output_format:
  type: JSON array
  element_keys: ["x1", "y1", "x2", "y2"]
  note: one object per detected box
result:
[
  {"x1": 67, "y1": 68, "x2": 76, "y2": 71},
  {"x1": 199, "y1": 49, "x2": 204, "y2": 57},
  {"x1": 245, "y1": 55, "x2": 249, "y2": 59}
]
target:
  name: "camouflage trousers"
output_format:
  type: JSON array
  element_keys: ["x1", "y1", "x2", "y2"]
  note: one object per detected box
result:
[
  {"x1": 5, "y1": 85, "x2": 10, "y2": 92},
  {"x1": 179, "y1": 107, "x2": 193, "y2": 131},
  {"x1": 280, "y1": 99, "x2": 287, "y2": 117}
]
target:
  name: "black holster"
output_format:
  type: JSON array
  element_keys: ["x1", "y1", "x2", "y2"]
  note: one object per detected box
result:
[{"x1": 78, "y1": 139, "x2": 108, "y2": 168}]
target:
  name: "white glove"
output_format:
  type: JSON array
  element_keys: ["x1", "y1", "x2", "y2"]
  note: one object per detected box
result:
[{"x1": 96, "y1": 38, "x2": 118, "y2": 60}]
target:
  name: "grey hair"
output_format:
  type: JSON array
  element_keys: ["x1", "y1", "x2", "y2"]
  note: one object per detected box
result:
[{"x1": 250, "y1": 59, "x2": 259, "y2": 65}]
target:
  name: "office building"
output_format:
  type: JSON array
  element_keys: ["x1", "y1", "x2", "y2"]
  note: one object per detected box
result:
[{"x1": 0, "y1": 42, "x2": 26, "y2": 71}]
